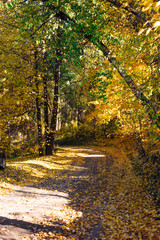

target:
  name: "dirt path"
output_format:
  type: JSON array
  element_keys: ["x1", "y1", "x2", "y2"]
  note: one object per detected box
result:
[
  {"x1": 0, "y1": 147, "x2": 109, "y2": 240},
  {"x1": 1, "y1": 147, "x2": 159, "y2": 239},
  {"x1": 0, "y1": 187, "x2": 69, "y2": 239}
]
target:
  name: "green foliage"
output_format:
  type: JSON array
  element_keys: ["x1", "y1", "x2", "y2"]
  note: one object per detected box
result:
[
  {"x1": 56, "y1": 121, "x2": 96, "y2": 146},
  {"x1": 0, "y1": 0, "x2": 159, "y2": 159}
]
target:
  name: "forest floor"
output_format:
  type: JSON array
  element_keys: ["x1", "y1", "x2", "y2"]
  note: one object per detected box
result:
[{"x1": 0, "y1": 145, "x2": 160, "y2": 240}]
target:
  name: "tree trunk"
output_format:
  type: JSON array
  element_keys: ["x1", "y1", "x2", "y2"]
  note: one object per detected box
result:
[
  {"x1": 46, "y1": 54, "x2": 62, "y2": 155},
  {"x1": 46, "y1": 28, "x2": 62, "y2": 155},
  {"x1": 96, "y1": 40, "x2": 150, "y2": 105},
  {"x1": 43, "y1": 70, "x2": 50, "y2": 155},
  {"x1": 42, "y1": 52, "x2": 50, "y2": 155},
  {"x1": 34, "y1": 49, "x2": 43, "y2": 156},
  {"x1": 87, "y1": 38, "x2": 159, "y2": 128},
  {"x1": 42, "y1": 4, "x2": 159, "y2": 128}
]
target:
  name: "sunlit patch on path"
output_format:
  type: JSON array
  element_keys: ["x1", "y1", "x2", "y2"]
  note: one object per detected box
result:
[
  {"x1": 0, "y1": 148, "x2": 85, "y2": 239},
  {"x1": 0, "y1": 147, "x2": 159, "y2": 239},
  {"x1": 0, "y1": 187, "x2": 69, "y2": 222},
  {"x1": 0, "y1": 186, "x2": 75, "y2": 239},
  {"x1": 84, "y1": 154, "x2": 106, "y2": 157}
]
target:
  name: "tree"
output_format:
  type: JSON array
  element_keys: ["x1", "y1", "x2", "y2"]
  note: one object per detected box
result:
[
  {"x1": 1, "y1": 0, "x2": 159, "y2": 156},
  {"x1": 39, "y1": 0, "x2": 159, "y2": 128},
  {"x1": 0, "y1": 5, "x2": 38, "y2": 154}
]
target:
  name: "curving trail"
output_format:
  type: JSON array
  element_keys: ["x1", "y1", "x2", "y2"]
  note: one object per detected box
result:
[
  {"x1": 1, "y1": 146, "x2": 159, "y2": 239},
  {"x1": 0, "y1": 147, "x2": 109, "y2": 240}
]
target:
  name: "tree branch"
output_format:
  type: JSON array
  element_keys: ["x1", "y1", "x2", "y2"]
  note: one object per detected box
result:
[
  {"x1": 39, "y1": 1, "x2": 160, "y2": 126},
  {"x1": 41, "y1": 4, "x2": 150, "y2": 105},
  {"x1": 105, "y1": 0, "x2": 153, "y2": 28}
]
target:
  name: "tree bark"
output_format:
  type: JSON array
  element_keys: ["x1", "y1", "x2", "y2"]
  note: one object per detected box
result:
[
  {"x1": 34, "y1": 49, "x2": 43, "y2": 156},
  {"x1": 105, "y1": 0, "x2": 148, "y2": 24},
  {"x1": 96, "y1": 41, "x2": 150, "y2": 106},
  {"x1": 42, "y1": 53, "x2": 50, "y2": 155},
  {"x1": 41, "y1": 1, "x2": 159, "y2": 128},
  {"x1": 41, "y1": 4, "x2": 150, "y2": 103},
  {"x1": 46, "y1": 28, "x2": 62, "y2": 155}
]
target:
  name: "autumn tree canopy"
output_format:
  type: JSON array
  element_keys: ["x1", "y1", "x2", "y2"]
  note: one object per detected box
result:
[{"x1": 0, "y1": 0, "x2": 159, "y2": 155}]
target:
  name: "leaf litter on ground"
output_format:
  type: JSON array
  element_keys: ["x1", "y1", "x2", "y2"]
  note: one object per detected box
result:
[{"x1": 0, "y1": 146, "x2": 160, "y2": 239}]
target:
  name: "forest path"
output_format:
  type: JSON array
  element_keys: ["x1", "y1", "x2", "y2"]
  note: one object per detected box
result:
[
  {"x1": 0, "y1": 146, "x2": 159, "y2": 239},
  {"x1": 0, "y1": 147, "x2": 110, "y2": 240}
]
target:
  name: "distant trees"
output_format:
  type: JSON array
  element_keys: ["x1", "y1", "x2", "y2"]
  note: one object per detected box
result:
[{"x1": 0, "y1": 0, "x2": 159, "y2": 156}]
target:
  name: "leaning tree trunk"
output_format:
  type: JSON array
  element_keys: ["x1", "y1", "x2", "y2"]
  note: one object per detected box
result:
[
  {"x1": 34, "y1": 49, "x2": 43, "y2": 156},
  {"x1": 42, "y1": 3, "x2": 159, "y2": 129}
]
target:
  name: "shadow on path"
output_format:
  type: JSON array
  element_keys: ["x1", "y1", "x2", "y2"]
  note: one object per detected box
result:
[
  {"x1": 0, "y1": 216, "x2": 71, "y2": 240},
  {"x1": 0, "y1": 147, "x2": 114, "y2": 239},
  {"x1": 33, "y1": 148, "x2": 114, "y2": 239}
]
